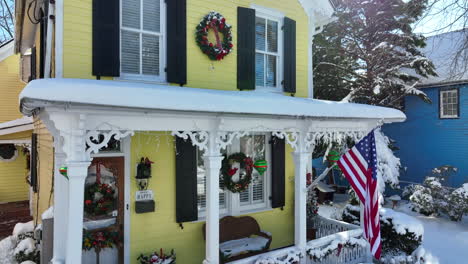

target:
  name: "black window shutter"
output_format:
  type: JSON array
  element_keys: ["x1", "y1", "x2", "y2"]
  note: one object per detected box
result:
[
  {"x1": 166, "y1": 0, "x2": 187, "y2": 85},
  {"x1": 271, "y1": 136, "x2": 285, "y2": 208},
  {"x1": 283, "y1": 17, "x2": 296, "y2": 94},
  {"x1": 31, "y1": 133, "x2": 38, "y2": 193},
  {"x1": 175, "y1": 137, "x2": 198, "y2": 222},
  {"x1": 237, "y1": 7, "x2": 256, "y2": 90},
  {"x1": 92, "y1": 0, "x2": 120, "y2": 77}
]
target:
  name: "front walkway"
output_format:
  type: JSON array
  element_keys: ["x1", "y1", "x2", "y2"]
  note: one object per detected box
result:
[
  {"x1": 396, "y1": 203, "x2": 468, "y2": 264},
  {"x1": 0, "y1": 201, "x2": 31, "y2": 239}
]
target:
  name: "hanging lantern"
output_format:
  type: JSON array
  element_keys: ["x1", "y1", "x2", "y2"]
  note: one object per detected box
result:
[
  {"x1": 253, "y1": 160, "x2": 268, "y2": 175},
  {"x1": 59, "y1": 167, "x2": 68, "y2": 179},
  {"x1": 326, "y1": 150, "x2": 341, "y2": 164}
]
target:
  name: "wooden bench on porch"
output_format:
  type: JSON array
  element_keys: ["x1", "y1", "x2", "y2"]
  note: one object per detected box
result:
[{"x1": 203, "y1": 216, "x2": 272, "y2": 263}]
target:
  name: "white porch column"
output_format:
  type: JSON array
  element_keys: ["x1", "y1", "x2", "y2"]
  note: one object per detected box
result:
[
  {"x1": 51, "y1": 148, "x2": 68, "y2": 264},
  {"x1": 65, "y1": 162, "x2": 90, "y2": 264},
  {"x1": 203, "y1": 132, "x2": 223, "y2": 264},
  {"x1": 293, "y1": 151, "x2": 309, "y2": 249}
]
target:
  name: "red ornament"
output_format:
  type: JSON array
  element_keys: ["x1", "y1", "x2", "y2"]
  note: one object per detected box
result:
[
  {"x1": 209, "y1": 43, "x2": 213, "y2": 47},
  {"x1": 221, "y1": 18, "x2": 226, "y2": 23},
  {"x1": 85, "y1": 199, "x2": 92, "y2": 205}
]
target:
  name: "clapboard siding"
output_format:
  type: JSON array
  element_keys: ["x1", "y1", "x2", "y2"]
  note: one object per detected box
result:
[
  {"x1": 0, "y1": 54, "x2": 24, "y2": 123},
  {"x1": 62, "y1": 0, "x2": 309, "y2": 96},
  {"x1": 385, "y1": 84, "x2": 468, "y2": 187},
  {"x1": 30, "y1": 117, "x2": 54, "y2": 222},
  {"x1": 0, "y1": 147, "x2": 29, "y2": 203}
]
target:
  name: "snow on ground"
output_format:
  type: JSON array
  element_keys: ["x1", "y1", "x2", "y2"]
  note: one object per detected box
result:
[
  {"x1": 0, "y1": 236, "x2": 16, "y2": 264},
  {"x1": 395, "y1": 202, "x2": 468, "y2": 264}
]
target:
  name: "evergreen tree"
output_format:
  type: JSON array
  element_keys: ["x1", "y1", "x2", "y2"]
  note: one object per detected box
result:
[{"x1": 313, "y1": 0, "x2": 437, "y2": 109}]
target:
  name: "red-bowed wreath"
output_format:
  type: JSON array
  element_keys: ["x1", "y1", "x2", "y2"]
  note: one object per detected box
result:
[
  {"x1": 195, "y1": 12, "x2": 233, "y2": 61},
  {"x1": 221, "y1": 152, "x2": 254, "y2": 193}
]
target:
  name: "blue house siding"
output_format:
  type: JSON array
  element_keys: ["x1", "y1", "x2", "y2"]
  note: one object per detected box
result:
[{"x1": 385, "y1": 84, "x2": 468, "y2": 188}]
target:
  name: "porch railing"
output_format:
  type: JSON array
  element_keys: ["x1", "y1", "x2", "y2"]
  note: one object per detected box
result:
[{"x1": 228, "y1": 216, "x2": 371, "y2": 264}]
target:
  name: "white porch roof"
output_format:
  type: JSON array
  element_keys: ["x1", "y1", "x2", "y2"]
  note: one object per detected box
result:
[
  {"x1": 19, "y1": 79, "x2": 405, "y2": 122},
  {"x1": 0, "y1": 116, "x2": 33, "y2": 136}
]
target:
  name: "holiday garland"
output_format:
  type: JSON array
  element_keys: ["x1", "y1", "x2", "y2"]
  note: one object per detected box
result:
[
  {"x1": 221, "y1": 152, "x2": 253, "y2": 193},
  {"x1": 84, "y1": 182, "x2": 116, "y2": 216},
  {"x1": 137, "y1": 249, "x2": 176, "y2": 264},
  {"x1": 195, "y1": 12, "x2": 233, "y2": 61},
  {"x1": 83, "y1": 229, "x2": 119, "y2": 251}
]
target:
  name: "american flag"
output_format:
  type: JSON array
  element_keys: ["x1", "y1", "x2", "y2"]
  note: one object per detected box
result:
[{"x1": 337, "y1": 130, "x2": 381, "y2": 259}]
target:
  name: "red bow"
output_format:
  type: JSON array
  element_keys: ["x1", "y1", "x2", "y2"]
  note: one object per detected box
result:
[{"x1": 228, "y1": 168, "x2": 238, "y2": 176}]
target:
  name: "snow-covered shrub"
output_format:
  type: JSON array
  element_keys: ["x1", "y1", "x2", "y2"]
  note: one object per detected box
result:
[
  {"x1": 375, "y1": 128, "x2": 401, "y2": 194},
  {"x1": 0, "y1": 221, "x2": 40, "y2": 264},
  {"x1": 447, "y1": 183, "x2": 468, "y2": 221},
  {"x1": 341, "y1": 204, "x2": 360, "y2": 225},
  {"x1": 341, "y1": 190, "x2": 360, "y2": 225},
  {"x1": 380, "y1": 208, "x2": 423, "y2": 256},
  {"x1": 14, "y1": 237, "x2": 40, "y2": 263},
  {"x1": 409, "y1": 176, "x2": 449, "y2": 216}
]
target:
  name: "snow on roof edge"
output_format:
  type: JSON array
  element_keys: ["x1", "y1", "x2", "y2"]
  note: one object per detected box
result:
[{"x1": 19, "y1": 78, "x2": 406, "y2": 121}]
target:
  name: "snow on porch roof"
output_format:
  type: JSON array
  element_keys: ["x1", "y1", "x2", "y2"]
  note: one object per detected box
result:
[{"x1": 20, "y1": 78, "x2": 405, "y2": 121}]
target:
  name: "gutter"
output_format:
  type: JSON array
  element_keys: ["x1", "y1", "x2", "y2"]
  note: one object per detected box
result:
[
  {"x1": 44, "y1": 0, "x2": 55, "y2": 78},
  {"x1": 418, "y1": 79, "x2": 468, "y2": 89}
]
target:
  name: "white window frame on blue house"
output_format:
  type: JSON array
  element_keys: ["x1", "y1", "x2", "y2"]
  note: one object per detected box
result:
[
  {"x1": 119, "y1": 0, "x2": 167, "y2": 83},
  {"x1": 440, "y1": 88, "x2": 459, "y2": 119}
]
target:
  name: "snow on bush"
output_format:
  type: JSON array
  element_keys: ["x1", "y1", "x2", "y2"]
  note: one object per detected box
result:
[
  {"x1": 0, "y1": 236, "x2": 16, "y2": 264},
  {"x1": 381, "y1": 208, "x2": 423, "y2": 256},
  {"x1": 12, "y1": 221, "x2": 34, "y2": 238},
  {"x1": 0, "y1": 221, "x2": 40, "y2": 264},
  {"x1": 375, "y1": 128, "x2": 401, "y2": 194},
  {"x1": 380, "y1": 246, "x2": 440, "y2": 264},
  {"x1": 406, "y1": 167, "x2": 468, "y2": 221}
]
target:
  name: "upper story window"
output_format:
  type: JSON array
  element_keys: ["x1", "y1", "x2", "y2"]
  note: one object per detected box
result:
[
  {"x1": 120, "y1": 0, "x2": 165, "y2": 81},
  {"x1": 255, "y1": 13, "x2": 282, "y2": 90},
  {"x1": 440, "y1": 88, "x2": 459, "y2": 118}
]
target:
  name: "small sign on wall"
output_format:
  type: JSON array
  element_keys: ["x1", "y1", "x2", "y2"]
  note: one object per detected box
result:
[
  {"x1": 136, "y1": 190, "x2": 154, "y2": 201},
  {"x1": 135, "y1": 190, "x2": 155, "y2": 214}
]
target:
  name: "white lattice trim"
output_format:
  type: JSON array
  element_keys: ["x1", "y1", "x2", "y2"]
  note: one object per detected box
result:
[
  {"x1": 272, "y1": 131, "x2": 299, "y2": 150},
  {"x1": 86, "y1": 129, "x2": 134, "y2": 157},
  {"x1": 171, "y1": 131, "x2": 210, "y2": 152}
]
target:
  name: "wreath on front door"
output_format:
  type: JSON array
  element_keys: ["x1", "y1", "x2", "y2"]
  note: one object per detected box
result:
[
  {"x1": 84, "y1": 182, "x2": 116, "y2": 217},
  {"x1": 195, "y1": 12, "x2": 233, "y2": 61},
  {"x1": 221, "y1": 152, "x2": 254, "y2": 193}
]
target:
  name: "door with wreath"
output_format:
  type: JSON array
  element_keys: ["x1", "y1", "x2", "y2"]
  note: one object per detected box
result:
[{"x1": 82, "y1": 157, "x2": 124, "y2": 264}]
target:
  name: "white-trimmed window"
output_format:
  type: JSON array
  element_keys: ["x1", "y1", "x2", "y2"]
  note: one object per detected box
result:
[
  {"x1": 255, "y1": 10, "x2": 282, "y2": 90},
  {"x1": 120, "y1": 0, "x2": 165, "y2": 81},
  {"x1": 440, "y1": 89, "x2": 459, "y2": 118},
  {"x1": 197, "y1": 134, "x2": 271, "y2": 217}
]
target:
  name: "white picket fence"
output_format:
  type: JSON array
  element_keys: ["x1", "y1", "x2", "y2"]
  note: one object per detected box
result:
[{"x1": 228, "y1": 216, "x2": 372, "y2": 264}]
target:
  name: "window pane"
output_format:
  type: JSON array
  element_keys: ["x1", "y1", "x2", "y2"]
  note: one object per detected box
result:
[
  {"x1": 121, "y1": 30, "x2": 140, "y2": 74},
  {"x1": 197, "y1": 149, "x2": 226, "y2": 210},
  {"x1": 266, "y1": 55, "x2": 277, "y2": 87},
  {"x1": 240, "y1": 189, "x2": 250, "y2": 204},
  {"x1": 255, "y1": 53, "x2": 265, "y2": 86},
  {"x1": 255, "y1": 17, "x2": 266, "y2": 51},
  {"x1": 122, "y1": 0, "x2": 140, "y2": 29},
  {"x1": 143, "y1": 0, "x2": 160, "y2": 32},
  {"x1": 142, "y1": 34, "x2": 160, "y2": 75},
  {"x1": 267, "y1": 20, "x2": 278, "y2": 52}
]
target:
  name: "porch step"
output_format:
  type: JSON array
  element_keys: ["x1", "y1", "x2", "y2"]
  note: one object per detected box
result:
[{"x1": 0, "y1": 201, "x2": 32, "y2": 239}]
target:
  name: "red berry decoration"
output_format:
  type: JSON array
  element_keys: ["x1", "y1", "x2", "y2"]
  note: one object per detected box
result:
[{"x1": 196, "y1": 12, "x2": 233, "y2": 61}]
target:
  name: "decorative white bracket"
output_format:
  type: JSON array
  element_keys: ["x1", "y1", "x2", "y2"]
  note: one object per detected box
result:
[
  {"x1": 85, "y1": 129, "x2": 134, "y2": 158},
  {"x1": 172, "y1": 130, "x2": 248, "y2": 153}
]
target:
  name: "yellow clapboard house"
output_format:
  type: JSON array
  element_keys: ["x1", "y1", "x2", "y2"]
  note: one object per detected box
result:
[
  {"x1": 0, "y1": 39, "x2": 31, "y2": 205},
  {"x1": 13, "y1": 0, "x2": 405, "y2": 263}
]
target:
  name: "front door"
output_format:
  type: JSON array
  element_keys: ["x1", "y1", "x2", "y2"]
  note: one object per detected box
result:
[{"x1": 82, "y1": 157, "x2": 125, "y2": 264}]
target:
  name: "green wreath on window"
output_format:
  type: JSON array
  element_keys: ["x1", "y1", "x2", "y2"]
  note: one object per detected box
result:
[
  {"x1": 221, "y1": 152, "x2": 254, "y2": 193},
  {"x1": 195, "y1": 12, "x2": 233, "y2": 61}
]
